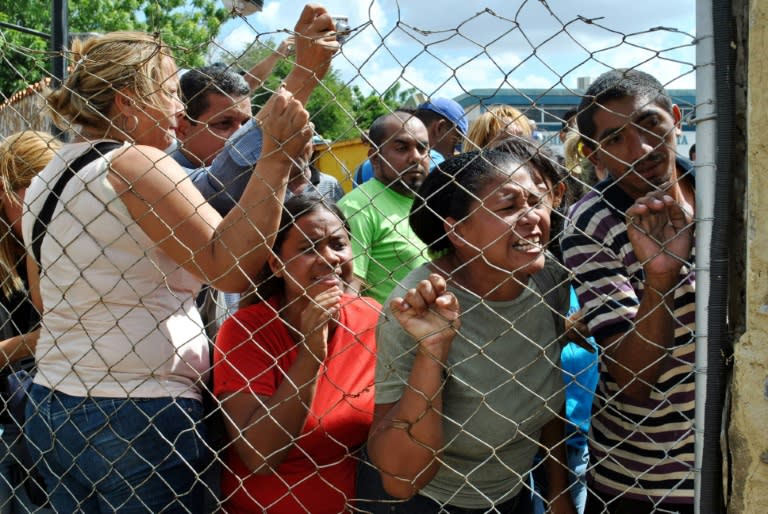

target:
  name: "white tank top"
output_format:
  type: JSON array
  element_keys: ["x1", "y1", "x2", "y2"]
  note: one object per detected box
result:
[{"x1": 22, "y1": 142, "x2": 209, "y2": 400}]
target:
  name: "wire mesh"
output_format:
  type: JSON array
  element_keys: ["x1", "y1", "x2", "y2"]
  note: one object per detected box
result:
[{"x1": 0, "y1": 1, "x2": 701, "y2": 513}]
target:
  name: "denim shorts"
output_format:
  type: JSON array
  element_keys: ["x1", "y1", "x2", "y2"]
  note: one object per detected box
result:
[{"x1": 24, "y1": 383, "x2": 209, "y2": 514}]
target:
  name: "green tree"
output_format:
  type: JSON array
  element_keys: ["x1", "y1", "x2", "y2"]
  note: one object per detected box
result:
[
  {"x1": 229, "y1": 39, "x2": 357, "y2": 141},
  {"x1": 350, "y1": 82, "x2": 416, "y2": 132},
  {"x1": 229, "y1": 40, "x2": 416, "y2": 141},
  {"x1": 1, "y1": 0, "x2": 228, "y2": 98}
]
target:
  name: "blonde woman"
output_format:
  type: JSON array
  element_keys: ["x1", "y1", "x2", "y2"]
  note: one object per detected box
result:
[
  {"x1": 463, "y1": 105, "x2": 533, "y2": 152},
  {"x1": 21, "y1": 16, "x2": 326, "y2": 512},
  {"x1": 0, "y1": 131, "x2": 60, "y2": 364},
  {"x1": 0, "y1": 130, "x2": 61, "y2": 514}
]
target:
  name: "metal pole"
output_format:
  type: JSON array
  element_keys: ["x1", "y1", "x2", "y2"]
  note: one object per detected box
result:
[
  {"x1": 51, "y1": 0, "x2": 68, "y2": 87},
  {"x1": 695, "y1": 0, "x2": 732, "y2": 511},
  {"x1": 51, "y1": 0, "x2": 68, "y2": 139},
  {"x1": 693, "y1": 0, "x2": 715, "y2": 509},
  {"x1": 0, "y1": 22, "x2": 50, "y2": 40}
]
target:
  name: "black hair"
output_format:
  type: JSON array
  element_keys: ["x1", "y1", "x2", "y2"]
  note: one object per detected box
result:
[
  {"x1": 241, "y1": 194, "x2": 349, "y2": 307},
  {"x1": 491, "y1": 137, "x2": 566, "y2": 197},
  {"x1": 411, "y1": 150, "x2": 530, "y2": 255},
  {"x1": 576, "y1": 68, "x2": 673, "y2": 151},
  {"x1": 688, "y1": 143, "x2": 696, "y2": 161},
  {"x1": 561, "y1": 108, "x2": 578, "y2": 130},
  {"x1": 414, "y1": 108, "x2": 445, "y2": 128},
  {"x1": 180, "y1": 64, "x2": 250, "y2": 121}
]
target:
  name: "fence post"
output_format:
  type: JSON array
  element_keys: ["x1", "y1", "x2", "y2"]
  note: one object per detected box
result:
[{"x1": 51, "y1": 0, "x2": 68, "y2": 140}]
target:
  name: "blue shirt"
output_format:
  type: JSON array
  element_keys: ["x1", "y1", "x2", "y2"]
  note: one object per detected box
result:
[
  {"x1": 181, "y1": 119, "x2": 264, "y2": 216},
  {"x1": 561, "y1": 287, "x2": 599, "y2": 449},
  {"x1": 169, "y1": 148, "x2": 198, "y2": 174}
]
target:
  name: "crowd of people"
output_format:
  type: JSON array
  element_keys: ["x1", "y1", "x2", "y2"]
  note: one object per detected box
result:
[{"x1": 0, "y1": 2, "x2": 698, "y2": 513}]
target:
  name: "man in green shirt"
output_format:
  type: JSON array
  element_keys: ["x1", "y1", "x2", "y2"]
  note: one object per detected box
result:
[{"x1": 338, "y1": 112, "x2": 432, "y2": 304}]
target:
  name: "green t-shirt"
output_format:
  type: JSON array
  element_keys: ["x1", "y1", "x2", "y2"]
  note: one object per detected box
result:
[
  {"x1": 338, "y1": 180, "x2": 428, "y2": 304},
  {"x1": 375, "y1": 263, "x2": 566, "y2": 509}
]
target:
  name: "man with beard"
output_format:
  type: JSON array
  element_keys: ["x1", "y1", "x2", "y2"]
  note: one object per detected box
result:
[
  {"x1": 338, "y1": 112, "x2": 431, "y2": 304},
  {"x1": 560, "y1": 69, "x2": 695, "y2": 513}
]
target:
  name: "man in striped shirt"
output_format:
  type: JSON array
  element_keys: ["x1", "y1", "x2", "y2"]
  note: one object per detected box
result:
[{"x1": 561, "y1": 69, "x2": 696, "y2": 514}]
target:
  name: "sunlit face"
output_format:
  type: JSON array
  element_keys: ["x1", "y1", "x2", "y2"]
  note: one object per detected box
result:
[
  {"x1": 590, "y1": 95, "x2": 681, "y2": 199},
  {"x1": 133, "y1": 56, "x2": 185, "y2": 150},
  {"x1": 454, "y1": 163, "x2": 552, "y2": 279},
  {"x1": 269, "y1": 208, "x2": 354, "y2": 303},
  {"x1": 371, "y1": 117, "x2": 431, "y2": 197},
  {"x1": 177, "y1": 92, "x2": 251, "y2": 166}
]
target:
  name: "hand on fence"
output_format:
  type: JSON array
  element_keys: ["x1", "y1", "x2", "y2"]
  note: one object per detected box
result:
[
  {"x1": 276, "y1": 36, "x2": 296, "y2": 58},
  {"x1": 292, "y1": 4, "x2": 339, "y2": 84},
  {"x1": 626, "y1": 191, "x2": 693, "y2": 290},
  {"x1": 390, "y1": 273, "x2": 460, "y2": 363},
  {"x1": 564, "y1": 309, "x2": 596, "y2": 353},
  {"x1": 255, "y1": 86, "x2": 312, "y2": 161},
  {"x1": 299, "y1": 286, "x2": 343, "y2": 361}
]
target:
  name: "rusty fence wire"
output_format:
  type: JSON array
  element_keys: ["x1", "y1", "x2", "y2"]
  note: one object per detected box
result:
[{"x1": 0, "y1": 1, "x2": 709, "y2": 513}]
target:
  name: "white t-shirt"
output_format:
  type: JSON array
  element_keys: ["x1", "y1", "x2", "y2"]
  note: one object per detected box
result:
[{"x1": 23, "y1": 141, "x2": 208, "y2": 400}]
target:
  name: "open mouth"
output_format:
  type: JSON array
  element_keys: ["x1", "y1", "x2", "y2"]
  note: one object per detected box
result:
[{"x1": 512, "y1": 235, "x2": 542, "y2": 252}]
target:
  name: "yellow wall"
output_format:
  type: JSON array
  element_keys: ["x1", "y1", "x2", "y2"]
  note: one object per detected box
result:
[
  {"x1": 729, "y1": 1, "x2": 768, "y2": 512},
  {"x1": 314, "y1": 137, "x2": 369, "y2": 193}
]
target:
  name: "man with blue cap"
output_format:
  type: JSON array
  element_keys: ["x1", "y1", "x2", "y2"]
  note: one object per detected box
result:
[
  {"x1": 415, "y1": 97, "x2": 469, "y2": 160},
  {"x1": 353, "y1": 99, "x2": 468, "y2": 187}
]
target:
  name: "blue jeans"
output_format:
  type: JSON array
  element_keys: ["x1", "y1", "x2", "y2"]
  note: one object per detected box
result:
[
  {"x1": 24, "y1": 384, "x2": 208, "y2": 514},
  {"x1": 531, "y1": 443, "x2": 588, "y2": 514},
  {"x1": 567, "y1": 443, "x2": 589, "y2": 514},
  {"x1": 0, "y1": 422, "x2": 53, "y2": 514}
]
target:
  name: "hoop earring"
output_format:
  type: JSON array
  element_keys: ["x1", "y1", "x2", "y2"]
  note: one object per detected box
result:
[{"x1": 121, "y1": 114, "x2": 139, "y2": 135}]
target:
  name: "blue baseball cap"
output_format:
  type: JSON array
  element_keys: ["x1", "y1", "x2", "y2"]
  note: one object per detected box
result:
[{"x1": 418, "y1": 98, "x2": 468, "y2": 135}]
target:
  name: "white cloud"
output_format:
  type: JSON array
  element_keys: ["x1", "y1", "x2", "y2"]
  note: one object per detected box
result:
[{"x1": 212, "y1": 0, "x2": 697, "y2": 96}]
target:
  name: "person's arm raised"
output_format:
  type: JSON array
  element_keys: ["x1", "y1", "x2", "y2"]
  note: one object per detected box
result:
[
  {"x1": 367, "y1": 274, "x2": 460, "y2": 498},
  {"x1": 602, "y1": 192, "x2": 694, "y2": 400},
  {"x1": 284, "y1": 3, "x2": 339, "y2": 105},
  {"x1": 243, "y1": 36, "x2": 295, "y2": 91},
  {"x1": 109, "y1": 87, "x2": 311, "y2": 293}
]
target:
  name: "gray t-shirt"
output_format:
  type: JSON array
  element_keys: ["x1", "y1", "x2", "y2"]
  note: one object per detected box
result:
[{"x1": 375, "y1": 263, "x2": 566, "y2": 509}]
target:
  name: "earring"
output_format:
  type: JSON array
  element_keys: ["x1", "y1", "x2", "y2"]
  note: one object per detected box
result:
[{"x1": 121, "y1": 114, "x2": 139, "y2": 135}]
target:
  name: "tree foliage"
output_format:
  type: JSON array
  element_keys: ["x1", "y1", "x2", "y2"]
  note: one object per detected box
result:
[
  {"x1": 229, "y1": 40, "x2": 416, "y2": 142},
  {"x1": 229, "y1": 39, "x2": 357, "y2": 141},
  {"x1": 350, "y1": 82, "x2": 416, "y2": 132},
  {"x1": 1, "y1": 0, "x2": 228, "y2": 99}
]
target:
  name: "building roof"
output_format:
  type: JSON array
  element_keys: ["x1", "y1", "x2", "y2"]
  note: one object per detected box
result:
[{"x1": 455, "y1": 88, "x2": 697, "y2": 109}]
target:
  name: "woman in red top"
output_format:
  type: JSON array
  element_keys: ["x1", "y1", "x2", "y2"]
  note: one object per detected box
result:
[{"x1": 214, "y1": 194, "x2": 380, "y2": 513}]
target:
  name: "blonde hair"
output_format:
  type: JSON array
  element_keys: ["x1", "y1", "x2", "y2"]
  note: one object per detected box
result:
[
  {"x1": 562, "y1": 128, "x2": 599, "y2": 189},
  {"x1": 463, "y1": 105, "x2": 533, "y2": 152},
  {"x1": 47, "y1": 31, "x2": 174, "y2": 134},
  {"x1": 0, "y1": 131, "x2": 62, "y2": 296}
]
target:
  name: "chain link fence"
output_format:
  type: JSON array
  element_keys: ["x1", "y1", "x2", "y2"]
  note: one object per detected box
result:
[{"x1": 0, "y1": 1, "x2": 711, "y2": 513}]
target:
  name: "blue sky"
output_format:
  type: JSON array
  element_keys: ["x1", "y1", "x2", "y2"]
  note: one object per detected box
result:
[{"x1": 213, "y1": 0, "x2": 697, "y2": 98}]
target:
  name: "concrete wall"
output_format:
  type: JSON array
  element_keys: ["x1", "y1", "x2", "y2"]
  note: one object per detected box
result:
[{"x1": 728, "y1": 0, "x2": 768, "y2": 512}]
